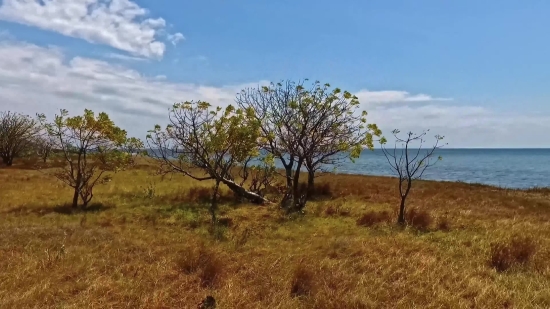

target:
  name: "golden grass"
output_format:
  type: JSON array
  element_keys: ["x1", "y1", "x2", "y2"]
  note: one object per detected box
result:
[{"x1": 1, "y1": 161, "x2": 550, "y2": 308}]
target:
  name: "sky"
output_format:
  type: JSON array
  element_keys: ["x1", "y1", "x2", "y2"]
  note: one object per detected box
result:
[{"x1": 0, "y1": 0, "x2": 549, "y2": 148}]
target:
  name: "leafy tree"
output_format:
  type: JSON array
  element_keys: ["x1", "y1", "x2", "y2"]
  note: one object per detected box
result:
[
  {"x1": 380, "y1": 130, "x2": 445, "y2": 225},
  {"x1": 39, "y1": 109, "x2": 142, "y2": 209},
  {"x1": 236, "y1": 80, "x2": 382, "y2": 212},
  {"x1": 0, "y1": 111, "x2": 39, "y2": 166},
  {"x1": 146, "y1": 101, "x2": 273, "y2": 223}
]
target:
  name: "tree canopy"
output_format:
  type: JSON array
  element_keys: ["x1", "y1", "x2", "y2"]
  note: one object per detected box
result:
[{"x1": 39, "y1": 109, "x2": 142, "y2": 208}]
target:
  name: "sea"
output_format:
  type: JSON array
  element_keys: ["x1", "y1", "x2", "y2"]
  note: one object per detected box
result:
[
  {"x1": 148, "y1": 148, "x2": 550, "y2": 189},
  {"x1": 334, "y1": 148, "x2": 550, "y2": 189}
]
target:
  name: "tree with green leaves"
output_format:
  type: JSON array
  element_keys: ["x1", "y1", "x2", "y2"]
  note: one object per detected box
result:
[
  {"x1": 39, "y1": 109, "x2": 142, "y2": 209},
  {"x1": 380, "y1": 130, "x2": 446, "y2": 225},
  {"x1": 0, "y1": 111, "x2": 39, "y2": 166},
  {"x1": 236, "y1": 80, "x2": 382, "y2": 212},
  {"x1": 146, "y1": 101, "x2": 274, "y2": 224}
]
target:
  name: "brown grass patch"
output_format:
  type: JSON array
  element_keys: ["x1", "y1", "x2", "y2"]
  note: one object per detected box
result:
[
  {"x1": 1, "y1": 161, "x2": 550, "y2": 308},
  {"x1": 490, "y1": 235, "x2": 538, "y2": 272},
  {"x1": 290, "y1": 263, "x2": 315, "y2": 298},
  {"x1": 176, "y1": 244, "x2": 224, "y2": 288},
  {"x1": 406, "y1": 208, "x2": 433, "y2": 231},
  {"x1": 356, "y1": 210, "x2": 393, "y2": 227}
]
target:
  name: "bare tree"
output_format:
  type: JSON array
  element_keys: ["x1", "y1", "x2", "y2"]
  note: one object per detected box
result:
[
  {"x1": 381, "y1": 129, "x2": 446, "y2": 225},
  {"x1": 236, "y1": 80, "x2": 382, "y2": 212},
  {"x1": 34, "y1": 134, "x2": 56, "y2": 163},
  {"x1": 0, "y1": 111, "x2": 39, "y2": 166}
]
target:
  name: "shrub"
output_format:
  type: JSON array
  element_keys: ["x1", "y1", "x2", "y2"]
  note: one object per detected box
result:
[
  {"x1": 313, "y1": 182, "x2": 333, "y2": 197},
  {"x1": 436, "y1": 216, "x2": 451, "y2": 231},
  {"x1": 490, "y1": 236, "x2": 537, "y2": 272},
  {"x1": 324, "y1": 205, "x2": 337, "y2": 216},
  {"x1": 217, "y1": 217, "x2": 233, "y2": 227},
  {"x1": 324, "y1": 203, "x2": 350, "y2": 217},
  {"x1": 187, "y1": 187, "x2": 213, "y2": 203},
  {"x1": 290, "y1": 264, "x2": 315, "y2": 297},
  {"x1": 406, "y1": 208, "x2": 433, "y2": 231},
  {"x1": 297, "y1": 182, "x2": 333, "y2": 199},
  {"x1": 356, "y1": 210, "x2": 392, "y2": 227},
  {"x1": 177, "y1": 245, "x2": 224, "y2": 287}
]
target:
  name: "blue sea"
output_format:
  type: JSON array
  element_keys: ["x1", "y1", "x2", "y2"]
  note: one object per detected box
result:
[
  {"x1": 148, "y1": 148, "x2": 550, "y2": 189},
  {"x1": 334, "y1": 148, "x2": 550, "y2": 189}
]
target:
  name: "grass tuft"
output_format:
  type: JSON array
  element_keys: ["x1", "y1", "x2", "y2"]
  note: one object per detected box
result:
[
  {"x1": 490, "y1": 235, "x2": 538, "y2": 272},
  {"x1": 290, "y1": 263, "x2": 315, "y2": 298},
  {"x1": 356, "y1": 210, "x2": 392, "y2": 227},
  {"x1": 406, "y1": 208, "x2": 433, "y2": 231},
  {"x1": 176, "y1": 244, "x2": 224, "y2": 288}
]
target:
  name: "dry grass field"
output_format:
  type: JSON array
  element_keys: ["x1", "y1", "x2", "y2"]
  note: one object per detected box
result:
[{"x1": 1, "y1": 161, "x2": 549, "y2": 308}]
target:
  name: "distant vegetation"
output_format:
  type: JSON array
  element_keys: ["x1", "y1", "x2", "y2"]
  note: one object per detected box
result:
[
  {"x1": 1, "y1": 79, "x2": 440, "y2": 225},
  {"x1": 1, "y1": 79, "x2": 548, "y2": 308}
]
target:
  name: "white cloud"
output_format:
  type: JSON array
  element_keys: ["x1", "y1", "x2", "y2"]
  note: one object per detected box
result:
[
  {"x1": 0, "y1": 39, "x2": 548, "y2": 147},
  {"x1": 104, "y1": 52, "x2": 148, "y2": 62},
  {"x1": 366, "y1": 104, "x2": 550, "y2": 148},
  {"x1": 167, "y1": 33, "x2": 185, "y2": 46},
  {"x1": 0, "y1": 0, "x2": 182, "y2": 58},
  {"x1": 356, "y1": 89, "x2": 452, "y2": 106},
  {"x1": 0, "y1": 40, "x2": 260, "y2": 138}
]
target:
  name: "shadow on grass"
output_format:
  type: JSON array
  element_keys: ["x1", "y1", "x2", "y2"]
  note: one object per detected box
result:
[{"x1": 5, "y1": 202, "x2": 114, "y2": 216}]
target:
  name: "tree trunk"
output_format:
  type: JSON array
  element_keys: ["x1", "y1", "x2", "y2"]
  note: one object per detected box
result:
[
  {"x1": 72, "y1": 187, "x2": 80, "y2": 209},
  {"x1": 2, "y1": 156, "x2": 13, "y2": 166},
  {"x1": 398, "y1": 197, "x2": 406, "y2": 225},
  {"x1": 307, "y1": 169, "x2": 315, "y2": 199},
  {"x1": 291, "y1": 158, "x2": 304, "y2": 212},
  {"x1": 285, "y1": 167, "x2": 292, "y2": 188},
  {"x1": 210, "y1": 180, "x2": 220, "y2": 224},
  {"x1": 220, "y1": 177, "x2": 270, "y2": 205}
]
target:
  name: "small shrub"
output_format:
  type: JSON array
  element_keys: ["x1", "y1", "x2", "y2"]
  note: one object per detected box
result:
[
  {"x1": 325, "y1": 205, "x2": 337, "y2": 216},
  {"x1": 356, "y1": 210, "x2": 392, "y2": 227},
  {"x1": 187, "y1": 187, "x2": 213, "y2": 203},
  {"x1": 290, "y1": 264, "x2": 315, "y2": 297},
  {"x1": 141, "y1": 182, "x2": 156, "y2": 199},
  {"x1": 325, "y1": 203, "x2": 351, "y2": 217},
  {"x1": 217, "y1": 217, "x2": 233, "y2": 227},
  {"x1": 208, "y1": 224, "x2": 228, "y2": 242},
  {"x1": 436, "y1": 216, "x2": 451, "y2": 231},
  {"x1": 233, "y1": 227, "x2": 251, "y2": 247},
  {"x1": 297, "y1": 182, "x2": 333, "y2": 199},
  {"x1": 197, "y1": 296, "x2": 216, "y2": 309},
  {"x1": 313, "y1": 182, "x2": 333, "y2": 197},
  {"x1": 406, "y1": 208, "x2": 433, "y2": 231},
  {"x1": 490, "y1": 236, "x2": 537, "y2": 272},
  {"x1": 177, "y1": 245, "x2": 224, "y2": 287}
]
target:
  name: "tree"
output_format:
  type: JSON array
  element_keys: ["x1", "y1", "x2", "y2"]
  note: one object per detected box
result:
[
  {"x1": 235, "y1": 80, "x2": 382, "y2": 212},
  {"x1": 0, "y1": 111, "x2": 39, "y2": 166},
  {"x1": 380, "y1": 129, "x2": 445, "y2": 225},
  {"x1": 34, "y1": 134, "x2": 56, "y2": 163},
  {"x1": 39, "y1": 109, "x2": 142, "y2": 209},
  {"x1": 146, "y1": 101, "x2": 272, "y2": 224}
]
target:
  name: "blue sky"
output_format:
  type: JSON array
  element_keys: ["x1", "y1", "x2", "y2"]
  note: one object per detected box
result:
[{"x1": 0, "y1": 0, "x2": 549, "y2": 147}]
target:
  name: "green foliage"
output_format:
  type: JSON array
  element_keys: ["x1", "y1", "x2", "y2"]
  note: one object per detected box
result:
[
  {"x1": 39, "y1": 109, "x2": 142, "y2": 208},
  {"x1": 236, "y1": 79, "x2": 383, "y2": 211},
  {"x1": 147, "y1": 101, "x2": 273, "y2": 223},
  {"x1": 148, "y1": 101, "x2": 263, "y2": 181}
]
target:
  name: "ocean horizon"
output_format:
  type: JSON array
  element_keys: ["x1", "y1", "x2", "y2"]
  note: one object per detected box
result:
[
  {"x1": 147, "y1": 148, "x2": 550, "y2": 189},
  {"x1": 335, "y1": 148, "x2": 550, "y2": 189}
]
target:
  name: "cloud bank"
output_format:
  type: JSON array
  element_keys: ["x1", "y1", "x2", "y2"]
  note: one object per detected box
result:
[
  {"x1": 0, "y1": 40, "x2": 548, "y2": 148},
  {"x1": 0, "y1": 0, "x2": 183, "y2": 58}
]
